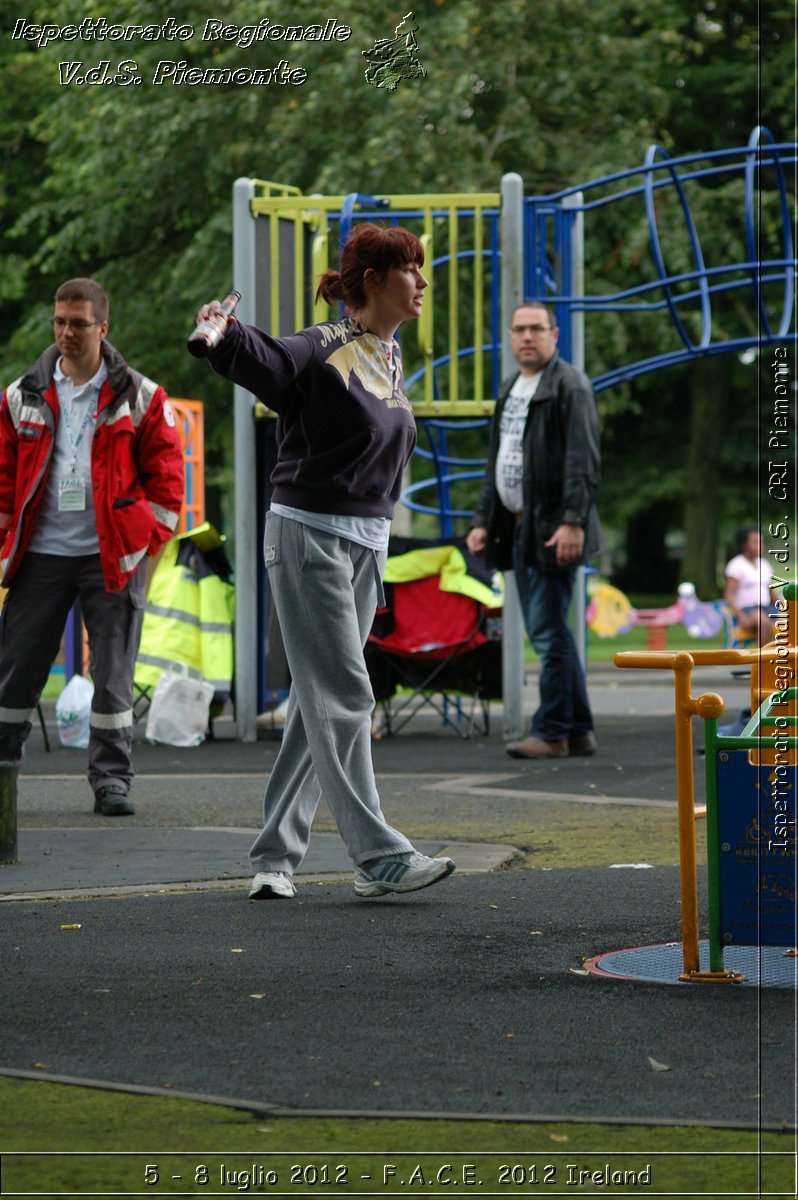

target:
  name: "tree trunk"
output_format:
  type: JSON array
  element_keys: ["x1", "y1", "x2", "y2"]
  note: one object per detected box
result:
[
  {"x1": 681, "y1": 355, "x2": 731, "y2": 596},
  {"x1": 614, "y1": 501, "x2": 679, "y2": 597}
]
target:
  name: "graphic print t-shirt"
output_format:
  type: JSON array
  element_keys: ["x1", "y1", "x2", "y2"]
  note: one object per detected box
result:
[{"x1": 495, "y1": 372, "x2": 541, "y2": 514}]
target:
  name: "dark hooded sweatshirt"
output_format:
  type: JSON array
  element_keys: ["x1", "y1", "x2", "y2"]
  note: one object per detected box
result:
[{"x1": 208, "y1": 316, "x2": 417, "y2": 519}]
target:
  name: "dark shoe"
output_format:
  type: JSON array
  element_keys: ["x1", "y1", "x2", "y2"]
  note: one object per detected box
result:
[
  {"x1": 93, "y1": 785, "x2": 135, "y2": 816},
  {"x1": 505, "y1": 735, "x2": 568, "y2": 759},
  {"x1": 569, "y1": 731, "x2": 598, "y2": 756}
]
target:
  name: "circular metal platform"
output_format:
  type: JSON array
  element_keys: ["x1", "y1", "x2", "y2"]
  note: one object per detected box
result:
[{"x1": 585, "y1": 941, "x2": 797, "y2": 987}]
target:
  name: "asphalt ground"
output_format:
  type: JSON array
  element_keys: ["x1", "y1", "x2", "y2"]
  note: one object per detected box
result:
[{"x1": 1, "y1": 666, "x2": 795, "y2": 1129}]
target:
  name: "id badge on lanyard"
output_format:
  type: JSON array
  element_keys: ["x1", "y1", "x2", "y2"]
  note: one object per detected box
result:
[
  {"x1": 58, "y1": 388, "x2": 97, "y2": 512},
  {"x1": 58, "y1": 475, "x2": 86, "y2": 511}
]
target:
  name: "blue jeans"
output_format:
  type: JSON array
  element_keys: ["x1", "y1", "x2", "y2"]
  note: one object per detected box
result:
[{"x1": 511, "y1": 532, "x2": 593, "y2": 742}]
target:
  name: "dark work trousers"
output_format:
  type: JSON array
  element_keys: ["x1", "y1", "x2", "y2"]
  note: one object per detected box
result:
[{"x1": 0, "y1": 553, "x2": 146, "y2": 795}]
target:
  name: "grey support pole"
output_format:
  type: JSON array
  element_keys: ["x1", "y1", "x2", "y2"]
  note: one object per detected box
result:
[
  {"x1": 500, "y1": 172, "x2": 526, "y2": 741},
  {"x1": 233, "y1": 178, "x2": 258, "y2": 742}
]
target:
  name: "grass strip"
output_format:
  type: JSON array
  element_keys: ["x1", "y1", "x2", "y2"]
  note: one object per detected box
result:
[{"x1": 0, "y1": 1077, "x2": 794, "y2": 1197}]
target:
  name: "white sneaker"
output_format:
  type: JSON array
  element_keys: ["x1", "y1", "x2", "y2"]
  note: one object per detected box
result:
[
  {"x1": 249, "y1": 871, "x2": 296, "y2": 899},
  {"x1": 354, "y1": 851, "x2": 455, "y2": 897}
]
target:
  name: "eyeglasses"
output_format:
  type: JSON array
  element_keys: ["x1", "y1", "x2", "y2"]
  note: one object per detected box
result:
[
  {"x1": 510, "y1": 324, "x2": 553, "y2": 335},
  {"x1": 52, "y1": 317, "x2": 102, "y2": 331}
]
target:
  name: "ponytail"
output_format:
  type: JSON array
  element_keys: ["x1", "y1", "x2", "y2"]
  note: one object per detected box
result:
[{"x1": 315, "y1": 269, "x2": 345, "y2": 305}]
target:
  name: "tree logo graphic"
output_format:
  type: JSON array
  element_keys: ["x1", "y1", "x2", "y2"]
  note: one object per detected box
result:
[{"x1": 362, "y1": 11, "x2": 427, "y2": 91}]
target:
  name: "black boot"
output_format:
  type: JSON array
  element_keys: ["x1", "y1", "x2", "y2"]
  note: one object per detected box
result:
[{"x1": 93, "y1": 785, "x2": 135, "y2": 816}]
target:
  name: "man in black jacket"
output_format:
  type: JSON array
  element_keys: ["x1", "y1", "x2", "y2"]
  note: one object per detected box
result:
[{"x1": 466, "y1": 302, "x2": 602, "y2": 758}]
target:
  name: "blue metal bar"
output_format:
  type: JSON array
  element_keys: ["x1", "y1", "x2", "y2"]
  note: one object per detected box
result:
[
  {"x1": 592, "y1": 334, "x2": 797, "y2": 392},
  {"x1": 553, "y1": 205, "x2": 575, "y2": 362},
  {"x1": 745, "y1": 127, "x2": 795, "y2": 339},
  {"x1": 525, "y1": 142, "x2": 798, "y2": 207},
  {"x1": 404, "y1": 343, "x2": 497, "y2": 392},
  {"x1": 546, "y1": 261, "x2": 796, "y2": 312},
  {"x1": 518, "y1": 129, "x2": 796, "y2": 399},
  {"x1": 644, "y1": 143, "x2": 712, "y2": 352},
  {"x1": 402, "y1": 469, "x2": 488, "y2": 520},
  {"x1": 434, "y1": 425, "x2": 453, "y2": 538}
]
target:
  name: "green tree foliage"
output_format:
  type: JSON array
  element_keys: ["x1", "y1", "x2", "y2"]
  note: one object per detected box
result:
[{"x1": 0, "y1": 1, "x2": 793, "y2": 580}]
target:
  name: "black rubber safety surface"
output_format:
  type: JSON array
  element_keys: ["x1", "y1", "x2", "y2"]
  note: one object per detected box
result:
[{"x1": 1, "y1": 868, "x2": 793, "y2": 1128}]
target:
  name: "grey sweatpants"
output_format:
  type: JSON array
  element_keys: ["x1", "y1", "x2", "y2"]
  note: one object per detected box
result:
[
  {"x1": 0, "y1": 552, "x2": 146, "y2": 793},
  {"x1": 249, "y1": 513, "x2": 414, "y2": 875}
]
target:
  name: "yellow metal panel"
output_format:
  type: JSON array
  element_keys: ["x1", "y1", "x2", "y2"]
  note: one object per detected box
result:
[
  {"x1": 448, "y1": 207, "x2": 459, "y2": 405},
  {"x1": 411, "y1": 400, "x2": 496, "y2": 418},
  {"x1": 250, "y1": 179, "x2": 303, "y2": 200},
  {"x1": 419, "y1": 228, "x2": 434, "y2": 406},
  {"x1": 294, "y1": 214, "x2": 305, "y2": 330},
  {"x1": 250, "y1": 192, "x2": 499, "y2": 215},
  {"x1": 311, "y1": 220, "x2": 330, "y2": 325},
  {"x1": 473, "y1": 208, "x2": 484, "y2": 401},
  {"x1": 247, "y1": 186, "x2": 501, "y2": 410},
  {"x1": 269, "y1": 213, "x2": 280, "y2": 335}
]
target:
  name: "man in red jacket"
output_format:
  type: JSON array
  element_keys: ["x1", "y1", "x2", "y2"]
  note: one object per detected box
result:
[{"x1": 0, "y1": 278, "x2": 184, "y2": 814}]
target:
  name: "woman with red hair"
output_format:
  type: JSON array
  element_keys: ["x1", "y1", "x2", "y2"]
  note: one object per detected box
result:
[{"x1": 195, "y1": 224, "x2": 455, "y2": 901}]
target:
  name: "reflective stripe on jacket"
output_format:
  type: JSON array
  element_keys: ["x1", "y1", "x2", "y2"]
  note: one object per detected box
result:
[{"x1": 135, "y1": 529, "x2": 234, "y2": 703}]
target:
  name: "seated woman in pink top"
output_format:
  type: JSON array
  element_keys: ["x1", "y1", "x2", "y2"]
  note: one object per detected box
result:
[{"x1": 724, "y1": 526, "x2": 777, "y2": 645}]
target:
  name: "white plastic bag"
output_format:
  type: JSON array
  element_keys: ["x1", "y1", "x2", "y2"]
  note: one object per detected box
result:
[
  {"x1": 55, "y1": 674, "x2": 94, "y2": 749},
  {"x1": 145, "y1": 665, "x2": 214, "y2": 748}
]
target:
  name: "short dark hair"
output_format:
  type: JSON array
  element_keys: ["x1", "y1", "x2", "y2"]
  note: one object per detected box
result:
[
  {"x1": 54, "y1": 278, "x2": 109, "y2": 323},
  {"x1": 511, "y1": 301, "x2": 556, "y2": 329},
  {"x1": 316, "y1": 223, "x2": 425, "y2": 309},
  {"x1": 734, "y1": 525, "x2": 761, "y2": 552}
]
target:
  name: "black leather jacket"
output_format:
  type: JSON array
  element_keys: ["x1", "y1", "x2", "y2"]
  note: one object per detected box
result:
[{"x1": 473, "y1": 352, "x2": 603, "y2": 571}]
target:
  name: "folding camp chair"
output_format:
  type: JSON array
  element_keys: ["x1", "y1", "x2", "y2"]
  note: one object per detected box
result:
[
  {"x1": 35, "y1": 703, "x2": 51, "y2": 751},
  {"x1": 365, "y1": 539, "x2": 503, "y2": 739}
]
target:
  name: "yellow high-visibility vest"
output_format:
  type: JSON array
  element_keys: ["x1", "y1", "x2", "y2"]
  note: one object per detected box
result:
[{"x1": 135, "y1": 523, "x2": 234, "y2": 703}]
